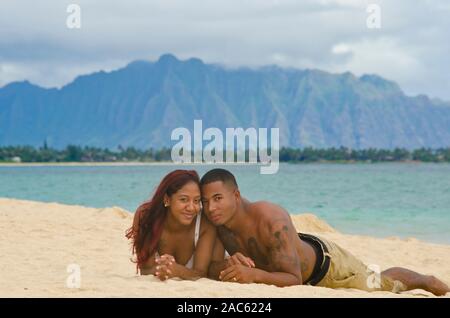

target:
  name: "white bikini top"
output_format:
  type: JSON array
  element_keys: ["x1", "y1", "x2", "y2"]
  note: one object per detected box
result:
[{"x1": 155, "y1": 212, "x2": 201, "y2": 269}]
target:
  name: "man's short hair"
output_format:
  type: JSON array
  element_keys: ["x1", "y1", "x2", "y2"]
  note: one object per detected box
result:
[{"x1": 200, "y1": 168, "x2": 238, "y2": 189}]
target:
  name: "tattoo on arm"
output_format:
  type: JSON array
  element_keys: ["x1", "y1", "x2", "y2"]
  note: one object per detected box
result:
[{"x1": 268, "y1": 223, "x2": 301, "y2": 273}]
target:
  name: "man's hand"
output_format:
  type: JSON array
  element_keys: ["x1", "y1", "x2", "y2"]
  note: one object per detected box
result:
[
  {"x1": 155, "y1": 254, "x2": 179, "y2": 281},
  {"x1": 226, "y1": 252, "x2": 255, "y2": 268},
  {"x1": 220, "y1": 264, "x2": 257, "y2": 284}
]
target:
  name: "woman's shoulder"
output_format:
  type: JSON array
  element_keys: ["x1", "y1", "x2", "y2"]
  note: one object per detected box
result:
[{"x1": 199, "y1": 212, "x2": 216, "y2": 234}]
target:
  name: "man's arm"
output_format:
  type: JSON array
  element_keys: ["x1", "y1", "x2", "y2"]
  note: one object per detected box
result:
[
  {"x1": 220, "y1": 265, "x2": 302, "y2": 287},
  {"x1": 222, "y1": 217, "x2": 303, "y2": 286},
  {"x1": 219, "y1": 215, "x2": 303, "y2": 287},
  {"x1": 257, "y1": 217, "x2": 303, "y2": 286},
  {"x1": 253, "y1": 268, "x2": 301, "y2": 286}
]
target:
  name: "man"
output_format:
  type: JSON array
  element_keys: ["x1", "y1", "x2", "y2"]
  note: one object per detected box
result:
[{"x1": 200, "y1": 168, "x2": 450, "y2": 296}]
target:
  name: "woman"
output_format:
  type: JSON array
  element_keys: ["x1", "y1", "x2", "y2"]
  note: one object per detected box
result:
[{"x1": 126, "y1": 170, "x2": 216, "y2": 280}]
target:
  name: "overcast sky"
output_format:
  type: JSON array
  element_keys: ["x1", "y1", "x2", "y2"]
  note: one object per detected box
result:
[{"x1": 1, "y1": 0, "x2": 449, "y2": 100}]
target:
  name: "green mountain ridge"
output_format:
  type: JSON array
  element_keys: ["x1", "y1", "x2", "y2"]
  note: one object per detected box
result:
[{"x1": 1, "y1": 54, "x2": 449, "y2": 149}]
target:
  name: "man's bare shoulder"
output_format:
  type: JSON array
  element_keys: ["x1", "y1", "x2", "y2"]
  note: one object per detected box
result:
[
  {"x1": 249, "y1": 201, "x2": 292, "y2": 234},
  {"x1": 250, "y1": 201, "x2": 290, "y2": 219}
]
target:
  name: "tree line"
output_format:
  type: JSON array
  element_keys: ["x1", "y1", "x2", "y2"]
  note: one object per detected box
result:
[{"x1": 1, "y1": 145, "x2": 450, "y2": 163}]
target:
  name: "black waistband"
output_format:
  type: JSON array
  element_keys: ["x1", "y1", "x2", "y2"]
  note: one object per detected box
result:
[{"x1": 298, "y1": 233, "x2": 331, "y2": 286}]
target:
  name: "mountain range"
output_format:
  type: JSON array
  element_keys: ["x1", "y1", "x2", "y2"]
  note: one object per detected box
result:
[{"x1": 1, "y1": 53, "x2": 450, "y2": 149}]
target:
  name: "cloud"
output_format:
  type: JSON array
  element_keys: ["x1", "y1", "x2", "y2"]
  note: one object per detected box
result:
[
  {"x1": 0, "y1": 60, "x2": 128, "y2": 89},
  {"x1": 0, "y1": 0, "x2": 449, "y2": 100},
  {"x1": 331, "y1": 43, "x2": 352, "y2": 55},
  {"x1": 328, "y1": 37, "x2": 423, "y2": 91}
]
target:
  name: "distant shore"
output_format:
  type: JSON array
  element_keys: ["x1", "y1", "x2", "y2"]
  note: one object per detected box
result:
[
  {"x1": 2, "y1": 146, "x2": 449, "y2": 164},
  {"x1": 0, "y1": 161, "x2": 173, "y2": 167},
  {"x1": 0, "y1": 160, "x2": 437, "y2": 167}
]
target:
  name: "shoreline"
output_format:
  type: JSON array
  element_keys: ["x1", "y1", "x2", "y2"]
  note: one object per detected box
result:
[{"x1": 2, "y1": 196, "x2": 449, "y2": 246}]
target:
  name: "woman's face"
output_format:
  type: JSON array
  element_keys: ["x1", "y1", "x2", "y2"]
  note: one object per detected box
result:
[{"x1": 166, "y1": 181, "x2": 201, "y2": 225}]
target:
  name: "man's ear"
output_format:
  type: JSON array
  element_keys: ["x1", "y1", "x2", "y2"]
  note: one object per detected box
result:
[{"x1": 234, "y1": 188, "x2": 241, "y2": 201}]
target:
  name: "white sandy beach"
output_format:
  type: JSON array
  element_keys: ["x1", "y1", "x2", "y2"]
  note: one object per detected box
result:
[{"x1": 0, "y1": 198, "x2": 449, "y2": 298}]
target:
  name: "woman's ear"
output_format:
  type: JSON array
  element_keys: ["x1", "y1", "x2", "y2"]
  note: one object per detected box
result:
[{"x1": 163, "y1": 194, "x2": 170, "y2": 207}]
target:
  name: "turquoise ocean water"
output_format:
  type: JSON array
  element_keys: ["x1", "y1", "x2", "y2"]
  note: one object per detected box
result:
[{"x1": 1, "y1": 163, "x2": 449, "y2": 244}]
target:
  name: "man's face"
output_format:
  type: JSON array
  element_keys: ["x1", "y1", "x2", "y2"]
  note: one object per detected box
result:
[{"x1": 201, "y1": 181, "x2": 237, "y2": 226}]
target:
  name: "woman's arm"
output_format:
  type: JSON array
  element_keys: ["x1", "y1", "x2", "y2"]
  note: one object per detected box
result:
[
  {"x1": 139, "y1": 253, "x2": 158, "y2": 275},
  {"x1": 189, "y1": 216, "x2": 217, "y2": 277},
  {"x1": 208, "y1": 237, "x2": 229, "y2": 280}
]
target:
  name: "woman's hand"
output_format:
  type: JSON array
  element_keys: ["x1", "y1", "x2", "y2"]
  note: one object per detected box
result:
[{"x1": 154, "y1": 254, "x2": 179, "y2": 281}]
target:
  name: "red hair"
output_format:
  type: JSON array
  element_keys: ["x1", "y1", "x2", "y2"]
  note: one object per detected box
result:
[{"x1": 125, "y1": 170, "x2": 200, "y2": 271}]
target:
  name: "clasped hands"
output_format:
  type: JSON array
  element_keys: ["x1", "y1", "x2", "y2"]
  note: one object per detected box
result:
[
  {"x1": 154, "y1": 252, "x2": 257, "y2": 283},
  {"x1": 154, "y1": 254, "x2": 179, "y2": 281}
]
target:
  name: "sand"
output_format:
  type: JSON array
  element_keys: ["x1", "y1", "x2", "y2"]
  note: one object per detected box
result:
[{"x1": 0, "y1": 197, "x2": 449, "y2": 298}]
